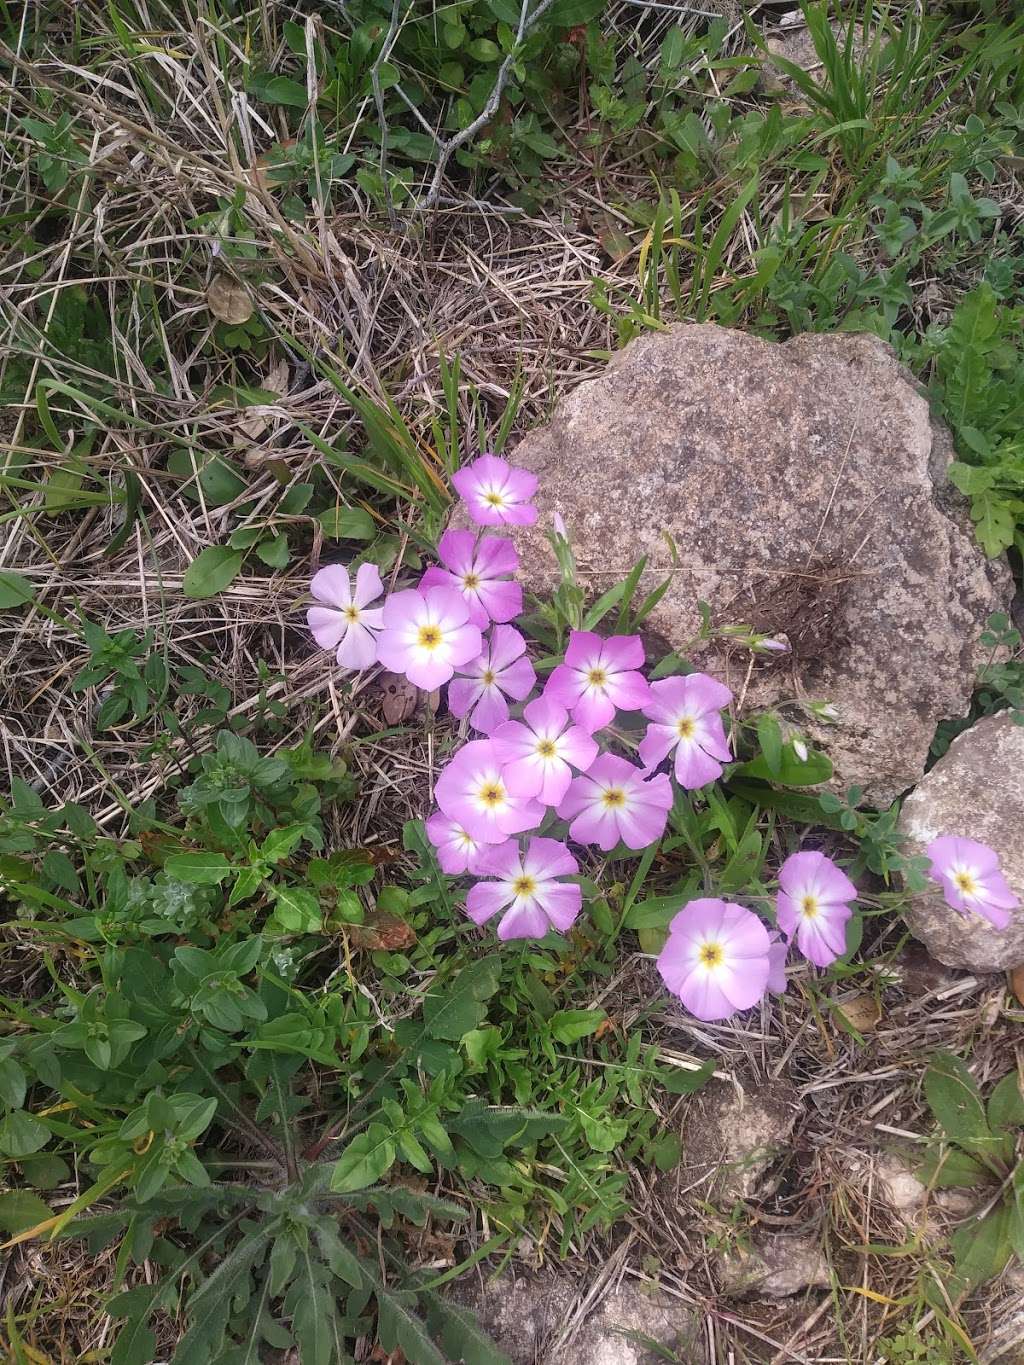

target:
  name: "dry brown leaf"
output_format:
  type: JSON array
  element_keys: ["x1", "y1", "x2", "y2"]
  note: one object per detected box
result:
[
  {"x1": 1011, "y1": 965, "x2": 1024, "y2": 1007},
  {"x1": 835, "y1": 993, "x2": 882, "y2": 1034},
  {"x1": 349, "y1": 910, "x2": 416, "y2": 952},
  {"x1": 207, "y1": 274, "x2": 253, "y2": 325},
  {"x1": 378, "y1": 672, "x2": 419, "y2": 725}
]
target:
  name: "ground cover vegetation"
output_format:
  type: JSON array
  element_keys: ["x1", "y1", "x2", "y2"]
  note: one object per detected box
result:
[{"x1": 1, "y1": 0, "x2": 1024, "y2": 1361}]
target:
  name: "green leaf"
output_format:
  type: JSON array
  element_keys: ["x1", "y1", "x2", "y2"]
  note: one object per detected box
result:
[
  {"x1": 0, "y1": 1110, "x2": 49, "y2": 1157},
  {"x1": 255, "y1": 534, "x2": 290, "y2": 569},
  {"x1": 316, "y1": 505, "x2": 377, "y2": 540},
  {"x1": 111, "y1": 1318, "x2": 158, "y2": 1365},
  {"x1": 0, "y1": 571, "x2": 35, "y2": 609},
  {"x1": 756, "y1": 712, "x2": 783, "y2": 777},
  {"x1": 248, "y1": 72, "x2": 309, "y2": 108},
  {"x1": 549, "y1": 1009, "x2": 606, "y2": 1044},
  {"x1": 578, "y1": 1109, "x2": 628, "y2": 1153},
  {"x1": 924, "y1": 1052, "x2": 993, "y2": 1152},
  {"x1": 271, "y1": 886, "x2": 322, "y2": 933},
  {"x1": 733, "y1": 745, "x2": 833, "y2": 787},
  {"x1": 0, "y1": 1056, "x2": 27, "y2": 1109},
  {"x1": 919, "y1": 1144, "x2": 996, "y2": 1189},
  {"x1": 950, "y1": 1204, "x2": 1013, "y2": 1292},
  {"x1": 164, "y1": 851, "x2": 233, "y2": 885},
  {"x1": 330, "y1": 1122, "x2": 397, "y2": 1193},
  {"x1": 182, "y1": 546, "x2": 244, "y2": 599},
  {"x1": 423, "y1": 956, "x2": 502, "y2": 1041},
  {"x1": 0, "y1": 1189, "x2": 53, "y2": 1234},
  {"x1": 988, "y1": 1071, "x2": 1024, "y2": 1132},
  {"x1": 660, "y1": 1058, "x2": 716, "y2": 1095},
  {"x1": 424, "y1": 1291, "x2": 513, "y2": 1365},
  {"x1": 376, "y1": 1285, "x2": 447, "y2": 1365}
]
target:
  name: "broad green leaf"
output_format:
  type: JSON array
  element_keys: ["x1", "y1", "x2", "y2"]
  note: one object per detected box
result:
[
  {"x1": 0, "y1": 571, "x2": 35, "y2": 609},
  {"x1": 271, "y1": 886, "x2": 322, "y2": 933},
  {"x1": 330, "y1": 1122, "x2": 396, "y2": 1193},
  {"x1": 182, "y1": 546, "x2": 244, "y2": 599},
  {"x1": 0, "y1": 1056, "x2": 27, "y2": 1109},
  {"x1": 164, "y1": 852, "x2": 233, "y2": 885},
  {"x1": 247, "y1": 72, "x2": 309, "y2": 108},
  {"x1": 578, "y1": 1109, "x2": 629, "y2": 1153},
  {"x1": 376, "y1": 1285, "x2": 447, "y2": 1365},
  {"x1": 423, "y1": 956, "x2": 502, "y2": 1041},
  {"x1": 950, "y1": 1204, "x2": 1013, "y2": 1292},
  {"x1": 0, "y1": 1109, "x2": 49, "y2": 1157},
  {"x1": 0, "y1": 1189, "x2": 53, "y2": 1234},
  {"x1": 756, "y1": 712, "x2": 783, "y2": 776},
  {"x1": 449, "y1": 1103, "x2": 527, "y2": 1158},
  {"x1": 316, "y1": 505, "x2": 377, "y2": 540},
  {"x1": 924, "y1": 1053, "x2": 992, "y2": 1153},
  {"x1": 734, "y1": 745, "x2": 833, "y2": 787},
  {"x1": 255, "y1": 533, "x2": 290, "y2": 569},
  {"x1": 660, "y1": 1058, "x2": 716, "y2": 1094},
  {"x1": 549, "y1": 1009, "x2": 606, "y2": 1045},
  {"x1": 111, "y1": 1318, "x2": 158, "y2": 1365},
  {"x1": 918, "y1": 1144, "x2": 996, "y2": 1189},
  {"x1": 988, "y1": 1071, "x2": 1024, "y2": 1133},
  {"x1": 424, "y1": 1291, "x2": 513, "y2": 1365}
]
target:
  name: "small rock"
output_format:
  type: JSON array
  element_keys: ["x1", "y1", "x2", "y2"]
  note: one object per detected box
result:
[
  {"x1": 482, "y1": 324, "x2": 1008, "y2": 806},
  {"x1": 899, "y1": 712, "x2": 1024, "y2": 972},
  {"x1": 718, "y1": 1233, "x2": 830, "y2": 1298},
  {"x1": 874, "y1": 1153, "x2": 928, "y2": 1223},
  {"x1": 762, "y1": 22, "x2": 860, "y2": 95},
  {"x1": 674, "y1": 1081, "x2": 799, "y2": 1204},
  {"x1": 449, "y1": 1274, "x2": 702, "y2": 1365}
]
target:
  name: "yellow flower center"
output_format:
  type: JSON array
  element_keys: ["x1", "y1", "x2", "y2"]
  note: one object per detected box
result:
[
  {"x1": 953, "y1": 870, "x2": 978, "y2": 897},
  {"x1": 699, "y1": 941, "x2": 724, "y2": 969},
  {"x1": 418, "y1": 624, "x2": 442, "y2": 650},
  {"x1": 478, "y1": 782, "x2": 505, "y2": 809},
  {"x1": 536, "y1": 739, "x2": 557, "y2": 758},
  {"x1": 484, "y1": 490, "x2": 505, "y2": 508},
  {"x1": 587, "y1": 667, "x2": 608, "y2": 688},
  {"x1": 601, "y1": 786, "x2": 626, "y2": 809},
  {"x1": 480, "y1": 668, "x2": 497, "y2": 686},
  {"x1": 800, "y1": 894, "x2": 819, "y2": 919},
  {"x1": 512, "y1": 875, "x2": 537, "y2": 897},
  {"x1": 462, "y1": 572, "x2": 480, "y2": 590},
  {"x1": 456, "y1": 829, "x2": 475, "y2": 849},
  {"x1": 676, "y1": 716, "x2": 695, "y2": 740},
  {"x1": 344, "y1": 605, "x2": 360, "y2": 623}
]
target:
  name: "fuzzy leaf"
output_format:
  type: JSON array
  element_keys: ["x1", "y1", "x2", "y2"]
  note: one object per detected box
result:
[
  {"x1": 422, "y1": 956, "x2": 501, "y2": 1041},
  {"x1": 950, "y1": 1204, "x2": 1013, "y2": 1293},
  {"x1": 924, "y1": 1052, "x2": 993, "y2": 1152},
  {"x1": 376, "y1": 1285, "x2": 447, "y2": 1365}
]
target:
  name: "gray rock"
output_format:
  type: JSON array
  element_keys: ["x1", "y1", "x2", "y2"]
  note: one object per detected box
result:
[
  {"x1": 487, "y1": 324, "x2": 1009, "y2": 805},
  {"x1": 762, "y1": 22, "x2": 864, "y2": 96},
  {"x1": 672, "y1": 1081, "x2": 799, "y2": 1204},
  {"x1": 718, "y1": 1233, "x2": 830, "y2": 1298},
  {"x1": 449, "y1": 1273, "x2": 702, "y2": 1365},
  {"x1": 899, "y1": 712, "x2": 1024, "y2": 971}
]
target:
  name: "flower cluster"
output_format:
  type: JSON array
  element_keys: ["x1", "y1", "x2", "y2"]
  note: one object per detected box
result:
[{"x1": 307, "y1": 454, "x2": 1018, "y2": 1022}]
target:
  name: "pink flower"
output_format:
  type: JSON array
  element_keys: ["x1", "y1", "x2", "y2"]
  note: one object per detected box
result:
[
  {"x1": 490, "y1": 695, "x2": 598, "y2": 807},
  {"x1": 767, "y1": 934, "x2": 788, "y2": 994},
  {"x1": 924, "y1": 836, "x2": 1019, "y2": 930},
  {"x1": 557, "y1": 753, "x2": 671, "y2": 851},
  {"x1": 639, "y1": 673, "x2": 733, "y2": 789},
  {"x1": 657, "y1": 899, "x2": 771, "y2": 1021},
  {"x1": 448, "y1": 625, "x2": 536, "y2": 734},
  {"x1": 306, "y1": 563, "x2": 385, "y2": 670},
  {"x1": 419, "y1": 529, "x2": 522, "y2": 629},
  {"x1": 545, "y1": 631, "x2": 651, "y2": 733},
  {"x1": 466, "y1": 837, "x2": 581, "y2": 940},
  {"x1": 434, "y1": 739, "x2": 544, "y2": 843},
  {"x1": 425, "y1": 812, "x2": 497, "y2": 876},
  {"x1": 376, "y1": 587, "x2": 481, "y2": 691},
  {"x1": 776, "y1": 850, "x2": 857, "y2": 968},
  {"x1": 452, "y1": 453, "x2": 538, "y2": 526}
]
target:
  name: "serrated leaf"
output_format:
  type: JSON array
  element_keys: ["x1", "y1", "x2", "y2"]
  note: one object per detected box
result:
[
  {"x1": 423, "y1": 1291, "x2": 513, "y2": 1365},
  {"x1": 423, "y1": 956, "x2": 502, "y2": 1041},
  {"x1": 376, "y1": 1285, "x2": 447, "y2": 1365},
  {"x1": 183, "y1": 546, "x2": 244, "y2": 599},
  {"x1": 330, "y1": 1122, "x2": 396, "y2": 1194}
]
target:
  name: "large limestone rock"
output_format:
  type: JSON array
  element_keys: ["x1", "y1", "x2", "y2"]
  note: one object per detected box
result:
[
  {"x1": 899, "y1": 712, "x2": 1024, "y2": 971},
  {"x1": 450, "y1": 1273, "x2": 702, "y2": 1364},
  {"x1": 497, "y1": 325, "x2": 1009, "y2": 805}
]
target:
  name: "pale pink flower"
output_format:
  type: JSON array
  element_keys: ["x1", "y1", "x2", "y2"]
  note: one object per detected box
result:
[
  {"x1": 376, "y1": 587, "x2": 481, "y2": 691},
  {"x1": 466, "y1": 837, "x2": 581, "y2": 940},
  {"x1": 657, "y1": 899, "x2": 771, "y2": 1021},
  {"x1": 544, "y1": 631, "x2": 651, "y2": 733},
  {"x1": 776, "y1": 850, "x2": 857, "y2": 968},
  {"x1": 490, "y1": 694, "x2": 598, "y2": 807},
  {"x1": 452, "y1": 453, "x2": 538, "y2": 526},
  {"x1": 425, "y1": 812, "x2": 498, "y2": 876},
  {"x1": 434, "y1": 739, "x2": 544, "y2": 843},
  {"x1": 924, "y1": 835, "x2": 1019, "y2": 930},
  {"x1": 557, "y1": 753, "x2": 671, "y2": 851},
  {"x1": 767, "y1": 934, "x2": 789, "y2": 994},
  {"x1": 639, "y1": 673, "x2": 732, "y2": 789},
  {"x1": 448, "y1": 625, "x2": 536, "y2": 734},
  {"x1": 419, "y1": 529, "x2": 522, "y2": 629},
  {"x1": 306, "y1": 563, "x2": 385, "y2": 670}
]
